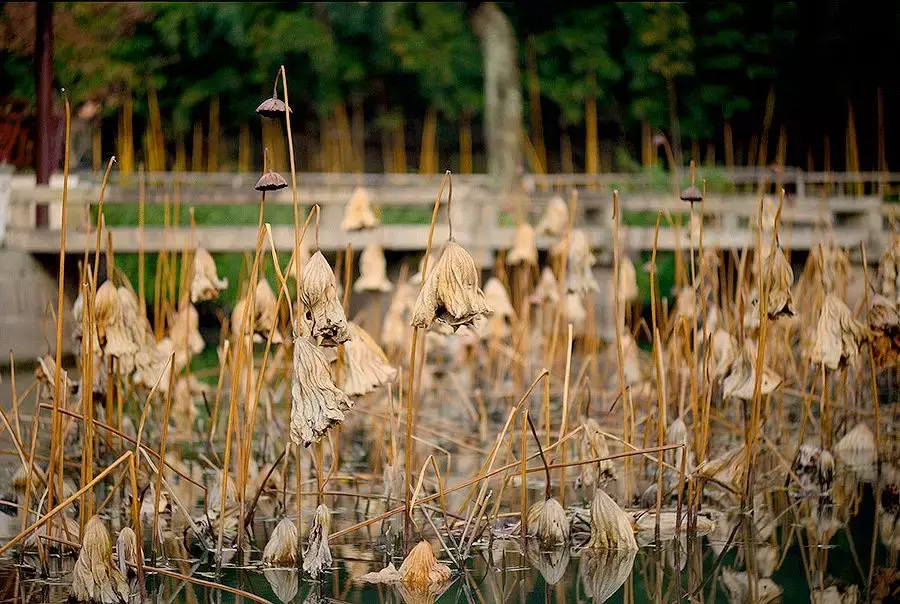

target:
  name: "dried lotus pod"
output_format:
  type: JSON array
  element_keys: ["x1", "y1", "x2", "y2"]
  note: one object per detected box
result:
[
  {"x1": 263, "y1": 517, "x2": 299, "y2": 566},
  {"x1": 290, "y1": 336, "x2": 353, "y2": 447},
  {"x1": 811, "y1": 293, "x2": 869, "y2": 370},
  {"x1": 334, "y1": 322, "x2": 397, "y2": 396},
  {"x1": 536, "y1": 194, "x2": 569, "y2": 236},
  {"x1": 115, "y1": 527, "x2": 138, "y2": 578},
  {"x1": 680, "y1": 186, "x2": 702, "y2": 204},
  {"x1": 587, "y1": 488, "x2": 637, "y2": 550},
  {"x1": 618, "y1": 256, "x2": 638, "y2": 303},
  {"x1": 354, "y1": 244, "x2": 393, "y2": 292},
  {"x1": 256, "y1": 95, "x2": 290, "y2": 119},
  {"x1": 340, "y1": 186, "x2": 379, "y2": 231},
  {"x1": 70, "y1": 516, "x2": 130, "y2": 603},
  {"x1": 764, "y1": 246, "x2": 795, "y2": 318},
  {"x1": 300, "y1": 251, "x2": 351, "y2": 346},
  {"x1": 191, "y1": 248, "x2": 228, "y2": 302},
  {"x1": 302, "y1": 504, "x2": 333, "y2": 577},
  {"x1": 526, "y1": 497, "x2": 570, "y2": 548},
  {"x1": 507, "y1": 223, "x2": 538, "y2": 267},
  {"x1": 399, "y1": 540, "x2": 452, "y2": 587},
  {"x1": 255, "y1": 169, "x2": 288, "y2": 192},
  {"x1": 409, "y1": 240, "x2": 491, "y2": 330}
]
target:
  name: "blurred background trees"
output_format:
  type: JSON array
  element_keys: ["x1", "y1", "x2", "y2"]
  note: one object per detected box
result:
[{"x1": 0, "y1": 1, "x2": 897, "y2": 175}]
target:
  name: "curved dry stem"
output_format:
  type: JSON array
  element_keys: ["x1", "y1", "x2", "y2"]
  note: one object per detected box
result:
[{"x1": 525, "y1": 412, "x2": 551, "y2": 501}]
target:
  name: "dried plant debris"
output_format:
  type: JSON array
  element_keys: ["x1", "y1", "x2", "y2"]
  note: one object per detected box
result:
[
  {"x1": 300, "y1": 251, "x2": 351, "y2": 346},
  {"x1": 163, "y1": 304, "x2": 204, "y2": 370},
  {"x1": 399, "y1": 540, "x2": 452, "y2": 586},
  {"x1": 764, "y1": 246, "x2": 796, "y2": 318},
  {"x1": 507, "y1": 223, "x2": 538, "y2": 267},
  {"x1": 191, "y1": 248, "x2": 228, "y2": 302},
  {"x1": 720, "y1": 568, "x2": 782, "y2": 604},
  {"x1": 410, "y1": 240, "x2": 491, "y2": 330},
  {"x1": 618, "y1": 256, "x2": 638, "y2": 303},
  {"x1": 530, "y1": 266, "x2": 560, "y2": 305},
  {"x1": 302, "y1": 504, "x2": 333, "y2": 577},
  {"x1": 811, "y1": 293, "x2": 869, "y2": 370},
  {"x1": 565, "y1": 229, "x2": 600, "y2": 295},
  {"x1": 722, "y1": 341, "x2": 783, "y2": 400},
  {"x1": 587, "y1": 488, "x2": 638, "y2": 551},
  {"x1": 262, "y1": 518, "x2": 299, "y2": 566},
  {"x1": 341, "y1": 186, "x2": 379, "y2": 231},
  {"x1": 333, "y1": 322, "x2": 397, "y2": 396},
  {"x1": 870, "y1": 293, "x2": 900, "y2": 368},
  {"x1": 290, "y1": 335, "x2": 353, "y2": 447},
  {"x1": 577, "y1": 418, "x2": 614, "y2": 490},
  {"x1": 536, "y1": 194, "x2": 569, "y2": 236},
  {"x1": 381, "y1": 280, "x2": 416, "y2": 351},
  {"x1": 527, "y1": 498, "x2": 570, "y2": 548},
  {"x1": 354, "y1": 244, "x2": 394, "y2": 292},
  {"x1": 879, "y1": 234, "x2": 900, "y2": 302},
  {"x1": 710, "y1": 328, "x2": 738, "y2": 379},
  {"x1": 70, "y1": 516, "x2": 130, "y2": 603},
  {"x1": 114, "y1": 527, "x2": 138, "y2": 578}
]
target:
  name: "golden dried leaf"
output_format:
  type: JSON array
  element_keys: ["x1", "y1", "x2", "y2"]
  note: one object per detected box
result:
[
  {"x1": 399, "y1": 540, "x2": 452, "y2": 587},
  {"x1": 290, "y1": 336, "x2": 353, "y2": 447},
  {"x1": 335, "y1": 322, "x2": 397, "y2": 396},
  {"x1": 409, "y1": 240, "x2": 491, "y2": 330},
  {"x1": 811, "y1": 293, "x2": 869, "y2": 370},
  {"x1": 300, "y1": 251, "x2": 351, "y2": 346}
]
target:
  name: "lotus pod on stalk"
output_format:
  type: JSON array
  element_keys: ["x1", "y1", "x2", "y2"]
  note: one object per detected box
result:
[
  {"x1": 290, "y1": 335, "x2": 353, "y2": 447},
  {"x1": 299, "y1": 251, "x2": 351, "y2": 346},
  {"x1": 410, "y1": 240, "x2": 491, "y2": 330},
  {"x1": 70, "y1": 516, "x2": 130, "y2": 603},
  {"x1": 302, "y1": 504, "x2": 333, "y2": 577}
]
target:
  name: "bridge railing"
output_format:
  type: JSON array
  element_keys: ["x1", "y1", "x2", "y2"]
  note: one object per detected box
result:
[{"x1": 2, "y1": 169, "x2": 896, "y2": 261}]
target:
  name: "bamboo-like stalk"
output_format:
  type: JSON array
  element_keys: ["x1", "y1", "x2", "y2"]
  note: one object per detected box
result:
[
  {"x1": 404, "y1": 171, "x2": 451, "y2": 543},
  {"x1": 150, "y1": 353, "x2": 176, "y2": 559},
  {"x1": 525, "y1": 37, "x2": 546, "y2": 171},
  {"x1": 239, "y1": 124, "x2": 251, "y2": 173},
  {"x1": 558, "y1": 324, "x2": 573, "y2": 505},
  {"x1": 611, "y1": 190, "x2": 632, "y2": 502},
  {"x1": 585, "y1": 75, "x2": 598, "y2": 187},
  {"x1": 519, "y1": 409, "x2": 528, "y2": 549},
  {"x1": 208, "y1": 96, "x2": 220, "y2": 172},
  {"x1": 46, "y1": 92, "x2": 71, "y2": 542},
  {"x1": 191, "y1": 122, "x2": 203, "y2": 172}
]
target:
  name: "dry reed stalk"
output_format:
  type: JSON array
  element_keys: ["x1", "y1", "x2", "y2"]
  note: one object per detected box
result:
[
  {"x1": 649, "y1": 212, "x2": 665, "y2": 540},
  {"x1": 403, "y1": 171, "x2": 451, "y2": 544},
  {"x1": 126, "y1": 455, "x2": 147, "y2": 601},
  {"x1": 0, "y1": 450, "x2": 133, "y2": 557},
  {"x1": 79, "y1": 282, "x2": 95, "y2": 532},
  {"x1": 150, "y1": 353, "x2": 176, "y2": 559},
  {"x1": 520, "y1": 409, "x2": 528, "y2": 550},
  {"x1": 611, "y1": 190, "x2": 633, "y2": 503},
  {"x1": 19, "y1": 409, "x2": 41, "y2": 566},
  {"x1": 558, "y1": 324, "x2": 574, "y2": 506},
  {"x1": 46, "y1": 92, "x2": 71, "y2": 543},
  {"x1": 207, "y1": 340, "x2": 230, "y2": 443}
]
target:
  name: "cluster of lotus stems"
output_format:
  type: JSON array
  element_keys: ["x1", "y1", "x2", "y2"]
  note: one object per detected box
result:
[{"x1": 5, "y1": 79, "x2": 900, "y2": 604}]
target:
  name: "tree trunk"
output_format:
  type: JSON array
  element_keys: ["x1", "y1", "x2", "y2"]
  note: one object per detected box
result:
[
  {"x1": 469, "y1": 2, "x2": 522, "y2": 190},
  {"x1": 665, "y1": 77, "x2": 682, "y2": 172}
]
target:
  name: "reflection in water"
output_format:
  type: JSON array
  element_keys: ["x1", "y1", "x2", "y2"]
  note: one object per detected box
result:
[{"x1": 579, "y1": 548, "x2": 637, "y2": 602}]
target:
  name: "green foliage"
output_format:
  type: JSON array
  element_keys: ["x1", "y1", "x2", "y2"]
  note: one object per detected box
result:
[
  {"x1": 530, "y1": 6, "x2": 622, "y2": 124},
  {"x1": 385, "y1": 3, "x2": 482, "y2": 118}
]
